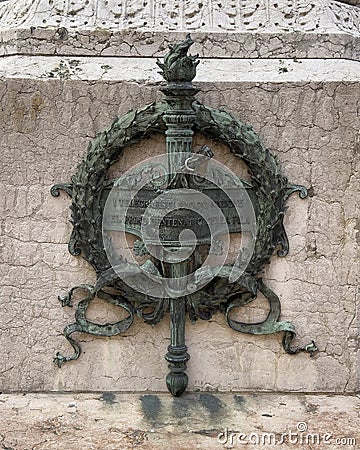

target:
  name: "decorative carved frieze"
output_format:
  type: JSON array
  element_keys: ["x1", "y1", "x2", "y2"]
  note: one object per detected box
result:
[{"x1": 0, "y1": 0, "x2": 359, "y2": 34}]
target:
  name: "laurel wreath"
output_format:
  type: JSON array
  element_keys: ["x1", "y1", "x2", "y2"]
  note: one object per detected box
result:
[{"x1": 52, "y1": 100, "x2": 316, "y2": 366}]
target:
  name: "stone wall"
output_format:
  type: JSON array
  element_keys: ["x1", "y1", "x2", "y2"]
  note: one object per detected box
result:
[
  {"x1": 1, "y1": 0, "x2": 359, "y2": 34},
  {"x1": 0, "y1": 55, "x2": 359, "y2": 394}
]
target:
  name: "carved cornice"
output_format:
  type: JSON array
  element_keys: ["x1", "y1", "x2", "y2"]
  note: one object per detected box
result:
[
  {"x1": 0, "y1": 1, "x2": 359, "y2": 36},
  {"x1": 0, "y1": 1, "x2": 359, "y2": 60}
]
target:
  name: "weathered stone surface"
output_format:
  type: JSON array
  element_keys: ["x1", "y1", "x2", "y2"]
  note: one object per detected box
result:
[
  {"x1": 1, "y1": 0, "x2": 359, "y2": 34},
  {"x1": 1, "y1": 56, "x2": 360, "y2": 83},
  {"x1": 0, "y1": 1, "x2": 359, "y2": 59},
  {"x1": 0, "y1": 56, "x2": 359, "y2": 393},
  {"x1": 0, "y1": 393, "x2": 358, "y2": 449}
]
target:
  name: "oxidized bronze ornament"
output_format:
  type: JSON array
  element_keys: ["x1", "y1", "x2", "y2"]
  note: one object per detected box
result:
[{"x1": 52, "y1": 35, "x2": 317, "y2": 396}]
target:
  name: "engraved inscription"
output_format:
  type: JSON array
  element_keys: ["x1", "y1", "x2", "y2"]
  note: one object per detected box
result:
[{"x1": 103, "y1": 185, "x2": 251, "y2": 244}]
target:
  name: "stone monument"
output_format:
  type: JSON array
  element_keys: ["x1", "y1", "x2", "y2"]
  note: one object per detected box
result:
[{"x1": 0, "y1": 0, "x2": 359, "y2": 447}]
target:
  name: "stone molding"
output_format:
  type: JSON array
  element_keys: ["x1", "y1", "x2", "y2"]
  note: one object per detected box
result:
[
  {"x1": 0, "y1": 0, "x2": 359, "y2": 33},
  {"x1": 0, "y1": 1, "x2": 359, "y2": 59}
]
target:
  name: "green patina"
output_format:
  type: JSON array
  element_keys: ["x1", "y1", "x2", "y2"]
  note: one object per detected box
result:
[{"x1": 52, "y1": 35, "x2": 316, "y2": 397}]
